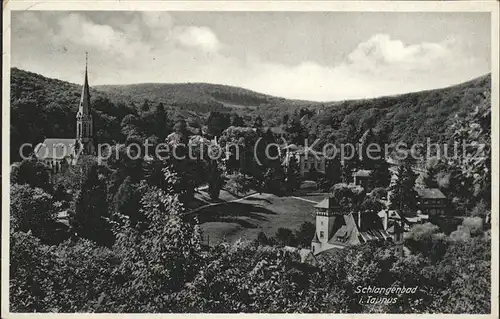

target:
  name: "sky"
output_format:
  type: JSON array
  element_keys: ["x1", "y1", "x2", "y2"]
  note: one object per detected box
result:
[{"x1": 11, "y1": 11, "x2": 491, "y2": 101}]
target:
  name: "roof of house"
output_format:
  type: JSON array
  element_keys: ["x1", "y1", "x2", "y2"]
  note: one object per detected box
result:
[
  {"x1": 315, "y1": 196, "x2": 340, "y2": 209},
  {"x1": 386, "y1": 222, "x2": 405, "y2": 234},
  {"x1": 283, "y1": 144, "x2": 325, "y2": 156},
  {"x1": 327, "y1": 213, "x2": 360, "y2": 247},
  {"x1": 415, "y1": 187, "x2": 446, "y2": 199},
  {"x1": 354, "y1": 169, "x2": 372, "y2": 177},
  {"x1": 35, "y1": 138, "x2": 78, "y2": 160},
  {"x1": 358, "y1": 229, "x2": 391, "y2": 243}
]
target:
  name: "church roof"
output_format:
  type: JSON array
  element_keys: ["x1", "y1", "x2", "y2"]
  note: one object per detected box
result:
[{"x1": 35, "y1": 139, "x2": 78, "y2": 160}]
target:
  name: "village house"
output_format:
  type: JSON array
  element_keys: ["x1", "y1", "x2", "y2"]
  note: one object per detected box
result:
[
  {"x1": 415, "y1": 187, "x2": 447, "y2": 215},
  {"x1": 283, "y1": 144, "x2": 326, "y2": 177},
  {"x1": 310, "y1": 196, "x2": 404, "y2": 255}
]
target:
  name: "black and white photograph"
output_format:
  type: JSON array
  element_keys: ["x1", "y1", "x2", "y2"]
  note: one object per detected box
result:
[{"x1": 2, "y1": 1, "x2": 498, "y2": 316}]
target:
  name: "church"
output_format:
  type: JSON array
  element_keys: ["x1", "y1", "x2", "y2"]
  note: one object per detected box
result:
[{"x1": 34, "y1": 54, "x2": 95, "y2": 172}]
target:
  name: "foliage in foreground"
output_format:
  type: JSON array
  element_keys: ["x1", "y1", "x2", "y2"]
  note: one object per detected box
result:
[{"x1": 10, "y1": 204, "x2": 491, "y2": 314}]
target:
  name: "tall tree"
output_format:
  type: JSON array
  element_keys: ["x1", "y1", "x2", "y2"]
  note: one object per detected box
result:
[
  {"x1": 113, "y1": 176, "x2": 143, "y2": 227},
  {"x1": 154, "y1": 102, "x2": 168, "y2": 140},
  {"x1": 423, "y1": 164, "x2": 440, "y2": 189},
  {"x1": 73, "y1": 162, "x2": 113, "y2": 246},
  {"x1": 325, "y1": 156, "x2": 342, "y2": 185},
  {"x1": 285, "y1": 154, "x2": 301, "y2": 193},
  {"x1": 389, "y1": 159, "x2": 418, "y2": 217}
]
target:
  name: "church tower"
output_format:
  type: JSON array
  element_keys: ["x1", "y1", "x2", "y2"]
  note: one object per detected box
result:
[{"x1": 76, "y1": 52, "x2": 95, "y2": 155}]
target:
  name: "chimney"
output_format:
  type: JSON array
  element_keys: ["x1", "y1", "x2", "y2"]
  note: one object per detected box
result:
[{"x1": 357, "y1": 211, "x2": 362, "y2": 229}]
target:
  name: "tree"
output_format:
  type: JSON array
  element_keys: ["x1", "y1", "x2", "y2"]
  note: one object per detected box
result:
[
  {"x1": 371, "y1": 158, "x2": 391, "y2": 188},
  {"x1": 285, "y1": 154, "x2": 301, "y2": 193},
  {"x1": 140, "y1": 99, "x2": 151, "y2": 113},
  {"x1": 369, "y1": 187, "x2": 388, "y2": 200},
  {"x1": 162, "y1": 164, "x2": 196, "y2": 204},
  {"x1": 230, "y1": 114, "x2": 245, "y2": 127},
  {"x1": 321, "y1": 156, "x2": 342, "y2": 190},
  {"x1": 154, "y1": 102, "x2": 170, "y2": 140},
  {"x1": 175, "y1": 242, "x2": 316, "y2": 312},
  {"x1": 253, "y1": 116, "x2": 263, "y2": 129},
  {"x1": 110, "y1": 184, "x2": 203, "y2": 311},
  {"x1": 331, "y1": 183, "x2": 365, "y2": 214},
  {"x1": 285, "y1": 113, "x2": 305, "y2": 145},
  {"x1": 294, "y1": 221, "x2": 315, "y2": 248},
  {"x1": 121, "y1": 114, "x2": 145, "y2": 141},
  {"x1": 358, "y1": 128, "x2": 378, "y2": 170},
  {"x1": 341, "y1": 160, "x2": 355, "y2": 184},
  {"x1": 113, "y1": 176, "x2": 143, "y2": 227},
  {"x1": 389, "y1": 159, "x2": 418, "y2": 217},
  {"x1": 10, "y1": 159, "x2": 52, "y2": 192},
  {"x1": 226, "y1": 172, "x2": 253, "y2": 196},
  {"x1": 207, "y1": 111, "x2": 230, "y2": 137},
  {"x1": 10, "y1": 232, "x2": 58, "y2": 312},
  {"x1": 405, "y1": 222, "x2": 448, "y2": 260},
  {"x1": 423, "y1": 164, "x2": 439, "y2": 189},
  {"x1": 207, "y1": 160, "x2": 224, "y2": 200},
  {"x1": 274, "y1": 228, "x2": 295, "y2": 246},
  {"x1": 262, "y1": 166, "x2": 286, "y2": 195},
  {"x1": 73, "y1": 162, "x2": 113, "y2": 246},
  {"x1": 256, "y1": 231, "x2": 271, "y2": 246},
  {"x1": 10, "y1": 184, "x2": 55, "y2": 241}
]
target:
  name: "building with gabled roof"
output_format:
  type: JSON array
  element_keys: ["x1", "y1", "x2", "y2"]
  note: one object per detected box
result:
[
  {"x1": 35, "y1": 54, "x2": 95, "y2": 172},
  {"x1": 311, "y1": 196, "x2": 394, "y2": 255},
  {"x1": 415, "y1": 187, "x2": 447, "y2": 215}
]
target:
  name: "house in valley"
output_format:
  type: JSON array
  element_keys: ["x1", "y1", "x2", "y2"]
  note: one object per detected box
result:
[
  {"x1": 310, "y1": 196, "x2": 403, "y2": 255},
  {"x1": 283, "y1": 144, "x2": 326, "y2": 178}
]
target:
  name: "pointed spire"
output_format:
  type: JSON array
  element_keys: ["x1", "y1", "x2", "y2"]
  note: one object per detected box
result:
[{"x1": 79, "y1": 52, "x2": 91, "y2": 114}]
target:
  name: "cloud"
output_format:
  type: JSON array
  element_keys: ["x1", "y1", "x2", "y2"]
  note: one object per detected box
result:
[
  {"x1": 141, "y1": 12, "x2": 173, "y2": 30},
  {"x1": 241, "y1": 34, "x2": 488, "y2": 100},
  {"x1": 173, "y1": 26, "x2": 221, "y2": 53},
  {"x1": 53, "y1": 13, "x2": 147, "y2": 59},
  {"x1": 346, "y1": 34, "x2": 456, "y2": 74},
  {"x1": 11, "y1": 12, "x2": 490, "y2": 101}
]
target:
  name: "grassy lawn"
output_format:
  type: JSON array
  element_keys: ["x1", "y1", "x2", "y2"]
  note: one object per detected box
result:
[{"x1": 190, "y1": 189, "x2": 323, "y2": 245}]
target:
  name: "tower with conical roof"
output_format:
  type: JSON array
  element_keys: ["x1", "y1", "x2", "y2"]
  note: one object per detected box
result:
[{"x1": 76, "y1": 52, "x2": 94, "y2": 155}]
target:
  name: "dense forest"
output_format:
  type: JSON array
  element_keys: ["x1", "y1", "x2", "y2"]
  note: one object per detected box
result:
[
  {"x1": 9, "y1": 68, "x2": 492, "y2": 313},
  {"x1": 10, "y1": 67, "x2": 490, "y2": 162}
]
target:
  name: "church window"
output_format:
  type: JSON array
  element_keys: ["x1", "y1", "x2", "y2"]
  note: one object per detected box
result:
[{"x1": 319, "y1": 231, "x2": 324, "y2": 239}]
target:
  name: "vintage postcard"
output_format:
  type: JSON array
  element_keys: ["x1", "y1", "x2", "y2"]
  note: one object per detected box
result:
[{"x1": 2, "y1": 0, "x2": 499, "y2": 317}]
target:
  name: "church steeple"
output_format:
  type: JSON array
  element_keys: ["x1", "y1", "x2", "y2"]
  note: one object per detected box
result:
[
  {"x1": 79, "y1": 52, "x2": 91, "y2": 114},
  {"x1": 76, "y1": 52, "x2": 94, "y2": 155}
]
